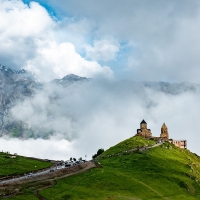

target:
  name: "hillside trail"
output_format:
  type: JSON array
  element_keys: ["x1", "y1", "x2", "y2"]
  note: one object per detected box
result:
[
  {"x1": 33, "y1": 162, "x2": 97, "y2": 200},
  {"x1": 48, "y1": 167, "x2": 100, "y2": 199},
  {"x1": 34, "y1": 180, "x2": 56, "y2": 200},
  {"x1": 129, "y1": 141, "x2": 165, "y2": 152},
  {"x1": 117, "y1": 172, "x2": 169, "y2": 200}
]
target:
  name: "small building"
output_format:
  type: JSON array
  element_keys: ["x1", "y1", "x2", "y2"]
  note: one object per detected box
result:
[
  {"x1": 169, "y1": 140, "x2": 187, "y2": 149},
  {"x1": 135, "y1": 119, "x2": 152, "y2": 138}
]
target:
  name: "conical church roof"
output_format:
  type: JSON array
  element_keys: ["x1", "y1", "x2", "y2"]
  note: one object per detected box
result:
[{"x1": 140, "y1": 119, "x2": 147, "y2": 124}]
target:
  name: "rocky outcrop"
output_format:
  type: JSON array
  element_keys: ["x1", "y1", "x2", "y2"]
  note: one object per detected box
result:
[{"x1": 0, "y1": 65, "x2": 41, "y2": 136}]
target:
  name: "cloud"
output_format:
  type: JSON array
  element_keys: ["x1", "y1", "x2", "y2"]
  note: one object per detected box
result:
[
  {"x1": 9, "y1": 80, "x2": 200, "y2": 159},
  {"x1": 0, "y1": 0, "x2": 113, "y2": 81},
  {"x1": 3, "y1": 0, "x2": 200, "y2": 82},
  {"x1": 43, "y1": 0, "x2": 200, "y2": 83},
  {"x1": 85, "y1": 40, "x2": 120, "y2": 61},
  {"x1": 1, "y1": 0, "x2": 200, "y2": 161},
  {"x1": 25, "y1": 41, "x2": 113, "y2": 81},
  {"x1": 0, "y1": 137, "x2": 81, "y2": 160}
]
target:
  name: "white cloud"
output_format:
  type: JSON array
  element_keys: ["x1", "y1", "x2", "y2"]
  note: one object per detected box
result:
[
  {"x1": 9, "y1": 80, "x2": 200, "y2": 159},
  {"x1": 46, "y1": 0, "x2": 200, "y2": 83},
  {"x1": 25, "y1": 41, "x2": 113, "y2": 81},
  {"x1": 0, "y1": 1, "x2": 53, "y2": 37},
  {"x1": 85, "y1": 40, "x2": 119, "y2": 61},
  {"x1": 0, "y1": 137, "x2": 81, "y2": 160},
  {"x1": 0, "y1": 0, "x2": 113, "y2": 81}
]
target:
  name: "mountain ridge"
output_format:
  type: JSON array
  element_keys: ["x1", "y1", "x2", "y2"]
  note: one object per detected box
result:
[{"x1": 0, "y1": 65, "x2": 200, "y2": 139}]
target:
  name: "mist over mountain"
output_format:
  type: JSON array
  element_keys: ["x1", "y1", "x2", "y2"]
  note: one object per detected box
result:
[
  {"x1": 1, "y1": 65, "x2": 200, "y2": 159},
  {"x1": 0, "y1": 65, "x2": 41, "y2": 136},
  {"x1": 0, "y1": 64, "x2": 200, "y2": 139}
]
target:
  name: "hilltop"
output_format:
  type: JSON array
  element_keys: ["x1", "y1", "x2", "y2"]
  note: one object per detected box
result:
[{"x1": 36, "y1": 136, "x2": 200, "y2": 200}]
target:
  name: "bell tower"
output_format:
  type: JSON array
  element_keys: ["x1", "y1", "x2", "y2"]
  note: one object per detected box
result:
[
  {"x1": 160, "y1": 123, "x2": 169, "y2": 139},
  {"x1": 140, "y1": 119, "x2": 147, "y2": 129}
]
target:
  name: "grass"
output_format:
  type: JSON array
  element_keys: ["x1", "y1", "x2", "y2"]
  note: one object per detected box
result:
[
  {"x1": 38, "y1": 137, "x2": 200, "y2": 200},
  {"x1": 0, "y1": 152, "x2": 52, "y2": 177},
  {"x1": 101, "y1": 136, "x2": 156, "y2": 156},
  {"x1": 7, "y1": 194, "x2": 38, "y2": 200},
  {"x1": 4, "y1": 136, "x2": 200, "y2": 199}
]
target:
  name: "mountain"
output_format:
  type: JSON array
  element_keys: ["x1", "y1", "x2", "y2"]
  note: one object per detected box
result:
[
  {"x1": 0, "y1": 65, "x2": 42, "y2": 136},
  {"x1": 7, "y1": 136, "x2": 200, "y2": 199},
  {"x1": 0, "y1": 65, "x2": 91, "y2": 138},
  {"x1": 143, "y1": 81, "x2": 200, "y2": 94},
  {"x1": 1, "y1": 65, "x2": 200, "y2": 139},
  {"x1": 51, "y1": 74, "x2": 88, "y2": 87},
  {"x1": 120, "y1": 80, "x2": 200, "y2": 94}
]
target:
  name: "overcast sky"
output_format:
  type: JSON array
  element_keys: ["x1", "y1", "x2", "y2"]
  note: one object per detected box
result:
[
  {"x1": 0, "y1": 0, "x2": 200, "y2": 82},
  {"x1": 1, "y1": 0, "x2": 200, "y2": 160}
]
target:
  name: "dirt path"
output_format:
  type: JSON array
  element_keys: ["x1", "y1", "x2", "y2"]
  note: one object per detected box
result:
[
  {"x1": 0, "y1": 161, "x2": 97, "y2": 199},
  {"x1": 33, "y1": 161, "x2": 97, "y2": 200},
  {"x1": 34, "y1": 181, "x2": 55, "y2": 200},
  {"x1": 0, "y1": 161, "x2": 95, "y2": 187}
]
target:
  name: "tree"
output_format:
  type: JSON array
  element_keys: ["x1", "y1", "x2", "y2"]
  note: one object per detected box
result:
[
  {"x1": 70, "y1": 157, "x2": 72, "y2": 161},
  {"x1": 92, "y1": 148, "x2": 104, "y2": 159},
  {"x1": 92, "y1": 154, "x2": 97, "y2": 159},
  {"x1": 73, "y1": 158, "x2": 76, "y2": 161},
  {"x1": 97, "y1": 148, "x2": 104, "y2": 156}
]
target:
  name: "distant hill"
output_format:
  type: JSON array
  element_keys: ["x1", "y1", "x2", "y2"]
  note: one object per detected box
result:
[
  {"x1": 37, "y1": 136, "x2": 200, "y2": 199},
  {"x1": 0, "y1": 151, "x2": 52, "y2": 178}
]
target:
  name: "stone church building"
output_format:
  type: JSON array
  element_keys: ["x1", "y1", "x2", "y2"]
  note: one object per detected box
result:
[{"x1": 135, "y1": 120, "x2": 187, "y2": 149}]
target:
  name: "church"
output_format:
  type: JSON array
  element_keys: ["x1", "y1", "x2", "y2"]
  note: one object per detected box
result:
[{"x1": 135, "y1": 120, "x2": 187, "y2": 149}]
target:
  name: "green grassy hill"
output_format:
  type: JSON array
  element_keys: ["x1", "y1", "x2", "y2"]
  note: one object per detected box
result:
[
  {"x1": 37, "y1": 136, "x2": 200, "y2": 200},
  {"x1": 0, "y1": 152, "x2": 52, "y2": 177}
]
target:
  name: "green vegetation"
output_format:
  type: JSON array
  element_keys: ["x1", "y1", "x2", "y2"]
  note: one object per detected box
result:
[
  {"x1": 4, "y1": 136, "x2": 200, "y2": 199},
  {"x1": 0, "y1": 152, "x2": 52, "y2": 177},
  {"x1": 92, "y1": 148, "x2": 104, "y2": 158},
  {"x1": 102, "y1": 136, "x2": 156, "y2": 156},
  {"x1": 8, "y1": 194, "x2": 38, "y2": 200},
  {"x1": 38, "y1": 137, "x2": 200, "y2": 200}
]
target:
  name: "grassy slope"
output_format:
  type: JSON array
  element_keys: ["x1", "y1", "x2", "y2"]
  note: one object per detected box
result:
[
  {"x1": 101, "y1": 136, "x2": 156, "y2": 156},
  {"x1": 0, "y1": 152, "x2": 52, "y2": 177},
  {"x1": 37, "y1": 137, "x2": 200, "y2": 200},
  {"x1": 7, "y1": 194, "x2": 38, "y2": 200}
]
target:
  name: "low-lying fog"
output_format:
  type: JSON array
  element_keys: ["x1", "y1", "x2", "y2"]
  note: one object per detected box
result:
[{"x1": 1, "y1": 80, "x2": 200, "y2": 160}]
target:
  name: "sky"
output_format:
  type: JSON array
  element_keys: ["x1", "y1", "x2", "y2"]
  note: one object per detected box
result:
[
  {"x1": 0, "y1": 0, "x2": 200, "y2": 82},
  {"x1": 1, "y1": 0, "x2": 200, "y2": 160}
]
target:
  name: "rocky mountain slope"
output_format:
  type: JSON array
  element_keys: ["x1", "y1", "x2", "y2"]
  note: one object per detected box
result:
[
  {"x1": 0, "y1": 65, "x2": 89, "y2": 138},
  {"x1": 0, "y1": 65, "x2": 41, "y2": 136}
]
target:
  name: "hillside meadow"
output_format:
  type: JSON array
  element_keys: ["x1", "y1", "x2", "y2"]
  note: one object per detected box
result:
[{"x1": 4, "y1": 136, "x2": 200, "y2": 200}]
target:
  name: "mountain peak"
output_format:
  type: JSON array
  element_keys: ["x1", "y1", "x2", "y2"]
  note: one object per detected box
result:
[
  {"x1": 62, "y1": 74, "x2": 88, "y2": 81},
  {"x1": 0, "y1": 64, "x2": 27, "y2": 74},
  {"x1": 51, "y1": 74, "x2": 88, "y2": 86}
]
